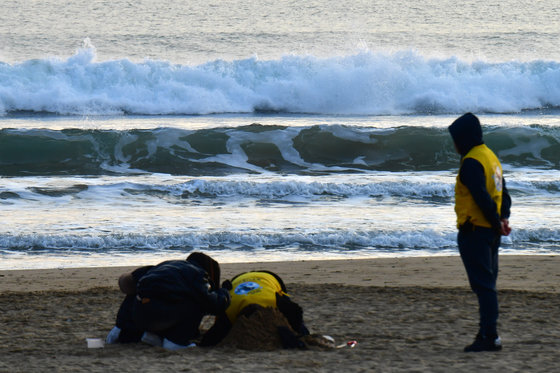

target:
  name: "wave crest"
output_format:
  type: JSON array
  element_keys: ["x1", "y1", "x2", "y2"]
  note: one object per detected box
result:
[
  {"x1": 2, "y1": 49, "x2": 560, "y2": 116},
  {"x1": 2, "y1": 125, "x2": 560, "y2": 175}
]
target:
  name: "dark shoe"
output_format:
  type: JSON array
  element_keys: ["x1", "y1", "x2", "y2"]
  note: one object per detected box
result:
[{"x1": 464, "y1": 334, "x2": 502, "y2": 352}]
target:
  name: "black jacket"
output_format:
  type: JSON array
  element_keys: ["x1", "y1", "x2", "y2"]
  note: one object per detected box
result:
[
  {"x1": 449, "y1": 113, "x2": 512, "y2": 231},
  {"x1": 136, "y1": 259, "x2": 230, "y2": 314}
]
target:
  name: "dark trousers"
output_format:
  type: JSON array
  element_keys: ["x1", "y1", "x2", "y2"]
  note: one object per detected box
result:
[
  {"x1": 115, "y1": 295, "x2": 144, "y2": 343},
  {"x1": 458, "y1": 226, "x2": 500, "y2": 337},
  {"x1": 115, "y1": 295, "x2": 203, "y2": 345},
  {"x1": 133, "y1": 297, "x2": 203, "y2": 345}
]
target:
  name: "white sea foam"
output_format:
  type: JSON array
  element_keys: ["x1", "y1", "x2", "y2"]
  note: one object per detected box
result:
[
  {"x1": 4, "y1": 171, "x2": 560, "y2": 206},
  {"x1": 2, "y1": 48, "x2": 560, "y2": 116},
  {"x1": 1, "y1": 225, "x2": 558, "y2": 265},
  {"x1": 0, "y1": 229, "x2": 466, "y2": 253},
  {"x1": 0, "y1": 174, "x2": 457, "y2": 203}
]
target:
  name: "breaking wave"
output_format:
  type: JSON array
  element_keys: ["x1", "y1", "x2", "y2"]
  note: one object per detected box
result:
[
  {"x1": 2, "y1": 124, "x2": 560, "y2": 176},
  {"x1": 1, "y1": 47, "x2": 560, "y2": 116}
]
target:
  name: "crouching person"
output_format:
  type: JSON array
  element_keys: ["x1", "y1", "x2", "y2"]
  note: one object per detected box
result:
[
  {"x1": 200, "y1": 270, "x2": 309, "y2": 348},
  {"x1": 106, "y1": 252, "x2": 231, "y2": 350}
]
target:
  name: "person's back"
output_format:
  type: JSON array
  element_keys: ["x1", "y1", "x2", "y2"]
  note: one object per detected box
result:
[
  {"x1": 138, "y1": 260, "x2": 216, "y2": 304},
  {"x1": 201, "y1": 270, "x2": 308, "y2": 347},
  {"x1": 225, "y1": 271, "x2": 287, "y2": 324}
]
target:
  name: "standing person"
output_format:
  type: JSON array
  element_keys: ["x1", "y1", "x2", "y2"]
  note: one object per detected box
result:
[
  {"x1": 448, "y1": 113, "x2": 512, "y2": 352},
  {"x1": 106, "y1": 252, "x2": 231, "y2": 350}
]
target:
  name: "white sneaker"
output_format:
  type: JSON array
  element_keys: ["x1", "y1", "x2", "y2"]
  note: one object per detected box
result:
[
  {"x1": 162, "y1": 338, "x2": 196, "y2": 350},
  {"x1": 141, "y1": 331, "x2": 163, "y2": 347},
  {"x1": 105, "y1": 326, "x2": 121, "y2": 344}
]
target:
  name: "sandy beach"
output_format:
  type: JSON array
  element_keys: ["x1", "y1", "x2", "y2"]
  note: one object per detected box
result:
[{"x1": 1, "y1": 255, "x2": 559, "y2": 372}]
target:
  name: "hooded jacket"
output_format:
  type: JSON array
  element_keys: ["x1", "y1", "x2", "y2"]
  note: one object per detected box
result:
[
  {"x1": 448, "y1": 113, "x2": 511, "y2": 231},
  {"x1": 136, "y1": 258, "x2": 230, "y2": 314},
  {"x1": 448, "y1": 113, "x2": 484, "y2": 157}
]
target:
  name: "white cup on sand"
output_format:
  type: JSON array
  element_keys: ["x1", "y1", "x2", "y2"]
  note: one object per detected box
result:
[{"x1": 86, "y1": 338, "x2": 105, "y2": 349}]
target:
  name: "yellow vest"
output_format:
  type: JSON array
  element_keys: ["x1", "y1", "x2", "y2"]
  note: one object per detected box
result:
[
  {"x1": 455, "y1": 144, "x2": 503, "y2": 228},
  {"x1": 225, "y1": 272, "x2": 288, "y2": 323}
]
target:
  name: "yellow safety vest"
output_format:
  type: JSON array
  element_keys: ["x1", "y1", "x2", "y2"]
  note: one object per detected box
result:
[
  {"x1": 455, "y1": 144, "x2": 503, "y2": 228},
  {"x1": 225, "y1": 271, "x2": 288, "y2": 324}
]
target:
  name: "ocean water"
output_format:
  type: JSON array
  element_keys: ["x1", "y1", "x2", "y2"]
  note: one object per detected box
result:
[{"x1": 1, "y1": 0, "x2": 560, "y2": 269}]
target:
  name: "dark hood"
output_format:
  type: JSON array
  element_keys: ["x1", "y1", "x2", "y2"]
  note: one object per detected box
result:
[{"x1": 448, "y1": 113, "x2": 484, "y2": 156}]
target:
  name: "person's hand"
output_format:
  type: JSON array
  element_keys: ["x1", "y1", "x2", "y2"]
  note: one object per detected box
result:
[
  {"x1": 500, "y1": 219, "x2": 511, "y2": 236},
  {"x1": 221, "y1": 279, "x2": 232, "y2": 291},
  {"x1": 218, "y1": 287, "x2": 231, "y2": 307}
]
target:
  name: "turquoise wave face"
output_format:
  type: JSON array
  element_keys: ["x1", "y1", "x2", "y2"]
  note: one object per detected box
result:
[{"x1": 1, "y1": 124, "x2": 559, "y2": 176}]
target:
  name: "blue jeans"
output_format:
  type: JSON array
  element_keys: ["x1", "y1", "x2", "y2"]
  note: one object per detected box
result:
[{"x1": 458, "y1": 226, "x2": 501, "y2": 337}]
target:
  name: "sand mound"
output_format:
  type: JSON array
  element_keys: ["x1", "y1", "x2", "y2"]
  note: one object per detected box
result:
[
  {"x1": 219, "y1": 307, "x2": 293, "y2": 350},
  {"x1": 218, "y1": 306, "x2": 336, "y2": 351}
]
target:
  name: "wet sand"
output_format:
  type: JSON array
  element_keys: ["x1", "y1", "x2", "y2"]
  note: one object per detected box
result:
[{"x1": 1, "y1": 255, "x2": 559, "y2": 372}]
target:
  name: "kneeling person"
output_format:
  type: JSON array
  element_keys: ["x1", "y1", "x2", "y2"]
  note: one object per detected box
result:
[
  {"x1": 201, "y1": 270, "x2": 308, "y2": 347},
  {"x1": 106, "y1": 252, "x2": 231, "y2": 350}
]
